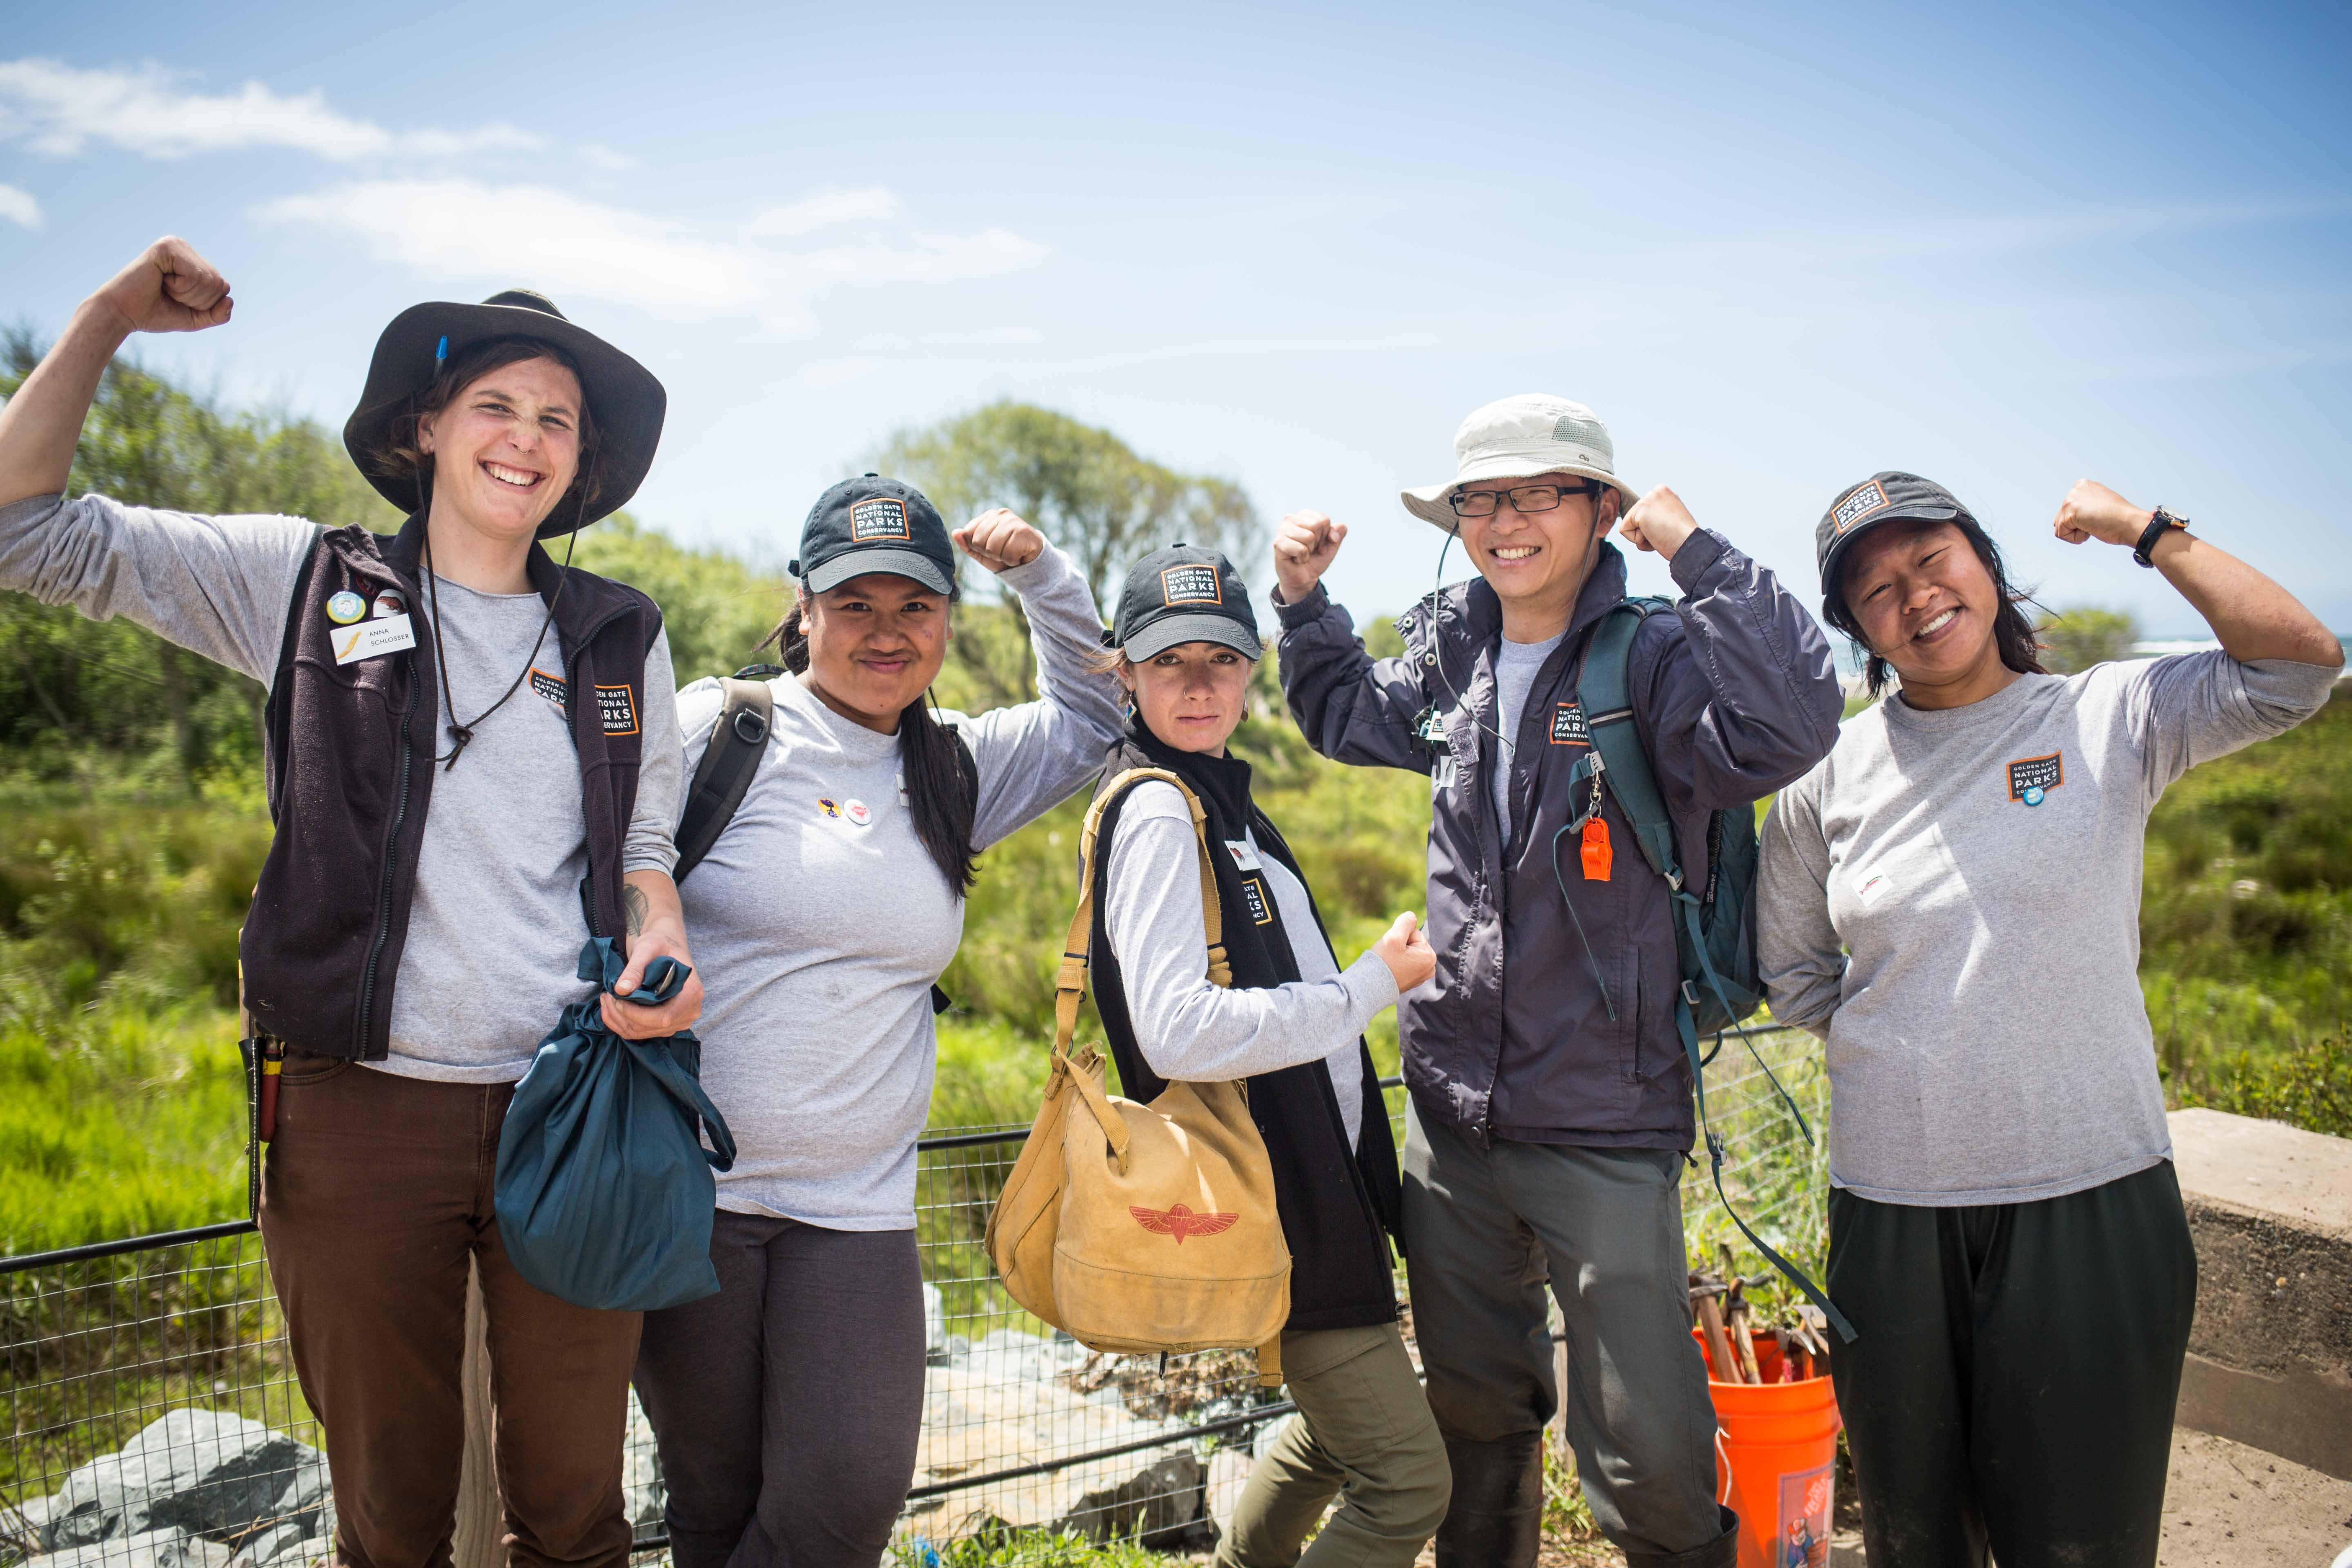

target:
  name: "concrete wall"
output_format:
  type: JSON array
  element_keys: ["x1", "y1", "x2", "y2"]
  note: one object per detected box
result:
[{"x1": 2167, "y1": 1107, "x2": 2352, "y2": 1480}]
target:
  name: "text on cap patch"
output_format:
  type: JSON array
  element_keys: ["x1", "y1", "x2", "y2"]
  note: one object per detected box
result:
[
  {"x1": 1832, "y1": 481, "x2": 1893, "y2": 535},
  {"x1": 850, "y1": 498, "x2": 911, "y2": 542},
  {"x1": 1160, "y1": 563, "x2": 1222, "y2": 606}
]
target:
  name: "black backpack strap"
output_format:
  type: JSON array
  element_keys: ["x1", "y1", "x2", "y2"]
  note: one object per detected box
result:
[{"x1": 673, "y1": 676, "x2": 776, "y2": 883}]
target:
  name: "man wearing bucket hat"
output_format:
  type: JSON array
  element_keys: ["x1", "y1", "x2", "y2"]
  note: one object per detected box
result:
[
  {"x1": 0, "y1": 236, "x2": 695, "y2": 1568},
  {"x1": 1272, "y1": 394, "x2": 1844, "y2": 1568}
]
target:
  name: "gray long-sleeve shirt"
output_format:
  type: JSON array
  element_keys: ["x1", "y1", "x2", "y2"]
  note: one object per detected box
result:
[
  {"x1": 1100, "y1": 779, "x2": 1399, "y2": 1150},
  {"x1": 0, "y1": 492, "x2": 683, "y2": 1080},
  {"x1": 674, "y1": 543, "x2": 1126, "y2": 1229},
  {"x1": 1757, "y1": 653, "x2": 2338, "y2": 1206}
]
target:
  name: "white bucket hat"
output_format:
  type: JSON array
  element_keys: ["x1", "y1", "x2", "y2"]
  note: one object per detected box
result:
[{"x1": 1401, "y1": 393, "x2": 1641, "y2": 534}]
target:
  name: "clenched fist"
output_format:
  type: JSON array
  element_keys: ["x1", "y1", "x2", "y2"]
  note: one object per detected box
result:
[
  {"x1": 1371, "y1": 911, "x2": 1437, "y2": 994},
  {"x1": 1618, "y1": 486, "x2": 1698, "y2": 560},
  {"x1": 1273, "y1": 509, "x2": 1347, "y2": 602},
  {"x1": 953, "y1": 508, "x2": 1046, "y2": 574},
  {"x1": 2051, "y1": 480, "x2": 2154, "y2": 548},
  {"x1": 91, "y1": 237, "x2": 234, "y2": 338}
]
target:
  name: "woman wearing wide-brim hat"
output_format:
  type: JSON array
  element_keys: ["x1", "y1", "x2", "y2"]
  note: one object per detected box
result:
[{"x1": 0, "y1": 236, "x2": 699, "y2": 1568}]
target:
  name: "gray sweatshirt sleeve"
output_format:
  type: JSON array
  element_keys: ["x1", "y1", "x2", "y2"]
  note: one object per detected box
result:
[
  {"x1": 1756, "y1": 768, "x2": 1843, "y2": 1040},
  {"x1": 623, "y1": 630, "x2": 684, "y2": 876},
  {"x1": 0, "y1": 492, "x2": 321, "y2": 688},
  {"x1": 1101, "y1": 782, "x2": 1399, "y2": 1080},
  {"x1": 943, "y1": 543, "x2": 1129, "y2": 849},
  {"x1": 2121, "y1": 651, "x2": 2340, "y2": 801}
]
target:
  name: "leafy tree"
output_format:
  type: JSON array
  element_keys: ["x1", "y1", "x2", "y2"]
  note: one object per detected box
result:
[
  {"x1": 2036, "y1": 604, "x2": 2139, "y2": 673},
  {"x1": 874, "y1": 401, "x2": 1261, "y2": 606}
]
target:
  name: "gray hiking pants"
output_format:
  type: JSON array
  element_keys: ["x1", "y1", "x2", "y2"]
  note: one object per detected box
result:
[{"x1": 1402, "y1": 1102, "x2": 1735, "y2": 1567}]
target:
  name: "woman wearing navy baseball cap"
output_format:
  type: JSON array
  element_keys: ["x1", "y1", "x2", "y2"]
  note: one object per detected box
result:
[
  {"x1": 1758, "y1": 474, "x2": 2341, "y2": 1566},
  {"x1": 637, "y1": 474, "x2": 1126, "y2": 1566}
]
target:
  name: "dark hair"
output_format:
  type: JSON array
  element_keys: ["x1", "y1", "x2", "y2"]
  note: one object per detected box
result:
[
  {"x1": 1822, "y1": 512, "x2": 2048, "y2": 698},
  {"x1": 763, "y1": 592, "x2": 979, "y2": 892},
  {"x1": 369, "y1": 335, "x2": 602, "y2": 523}
]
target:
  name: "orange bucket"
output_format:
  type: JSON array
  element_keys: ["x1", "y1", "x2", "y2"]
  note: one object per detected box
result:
[{"x1": 1692, "y1": 1329, "x2": 1841, "y2": 1568}]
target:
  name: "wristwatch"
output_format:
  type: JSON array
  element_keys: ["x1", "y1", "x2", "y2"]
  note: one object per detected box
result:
[{"x1": 2133, "y1": 505, "x2": 2189, "y2": 568}]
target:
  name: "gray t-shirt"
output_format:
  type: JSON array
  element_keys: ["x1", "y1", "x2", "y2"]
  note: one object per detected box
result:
[
  {"x1": 1491, "y1": 630, "x2": 1566, "y2": 842},
  {"x1": 1757, "y1": 653, "x2": 2338, "y2": 1206},
  {"x1": 673, "y1": 543, "x2": 1125, "y2": 1230},
  {"x1": 1101, "y1": 780, "x2": 1398, "y2": 1151},
  {"x1": 0, "y1": 492, "x2": 682, "y2": 1081}
]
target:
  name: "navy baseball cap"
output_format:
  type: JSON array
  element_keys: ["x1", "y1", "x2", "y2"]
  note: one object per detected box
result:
[
  {"x1": 1816, "y1": 472, "x2": 1976, "y2": 600},
  {"x1": 791, "y1": 474, "x2": 956, "y2": 595},
  {"x1": 1109, "y1": 544, "x2": 1263, "y2": 661}
]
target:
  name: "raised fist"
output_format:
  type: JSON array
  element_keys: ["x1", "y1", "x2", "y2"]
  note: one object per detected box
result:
[
  {"x1": 92, "y1": 238, "x2": 234, "y2": 337},
  {"x1": 2052, "y1": 480, "x2": 2152, "y2": 548},
  {"x1": 1273, "y1": 510, "x2": 1346, "y2": 601},
  {"x1": 953, "y1": 508, "x2": 1046, "y2": 574},
  {"x1": 1618, "y1": 486, "x2": 1698, "y2": 560},
  {"x1": 1372, "y1": 911, "x2": 1436, "y2": 994}
]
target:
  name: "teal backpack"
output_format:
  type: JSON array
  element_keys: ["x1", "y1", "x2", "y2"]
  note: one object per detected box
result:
[{"x1": 1565, "y1": 599, "x2": 1855, "y2": 1343}]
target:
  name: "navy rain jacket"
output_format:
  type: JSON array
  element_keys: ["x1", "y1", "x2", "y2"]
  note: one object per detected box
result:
[{"x1": 1276, "y1": 530, "x2": 1842, "y2": 1152}]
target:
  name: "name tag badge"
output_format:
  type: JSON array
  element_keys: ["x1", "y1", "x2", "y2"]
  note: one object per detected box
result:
[
  {"x1": 331, "y1": 613, "x2": 417, "y2": 666},
  {"x1": 1225, "y1": 839, "x2": 1263, "y2": 871}
]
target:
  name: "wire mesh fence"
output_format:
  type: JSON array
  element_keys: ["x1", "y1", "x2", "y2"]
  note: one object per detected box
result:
[{"x1": 1, "y1": 1029, "x2": 1826, "y2": 1566}]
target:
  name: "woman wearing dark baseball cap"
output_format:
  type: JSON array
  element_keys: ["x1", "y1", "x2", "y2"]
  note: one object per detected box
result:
[
  {"x1": 0, "y1": 238, "x2": 695, "y2": 1566},
  {"x1": 1757, "y1": 473, "x2": 2341, "y2": 1564},
  {"x1": 1083, "y1": 544, "x2": 1450, "y2": 1568},
  {"x1": 636, "y1": 475, "x2": 1126, "y2": 1566}
]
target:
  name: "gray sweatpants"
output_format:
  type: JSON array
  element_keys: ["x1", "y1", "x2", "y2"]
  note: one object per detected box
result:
[
  {"x1": 634, "y1": 1212, "x2": 928, "y2": 1568},
  {"x1": 1402, "y1": 1102, "x2": 1732, "y2": 1565}
]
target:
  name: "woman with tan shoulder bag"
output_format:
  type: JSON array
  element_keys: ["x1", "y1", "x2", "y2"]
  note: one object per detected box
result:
[{"x1": 1073, "y1": 544, "x2": 1450, "y2": 1568}]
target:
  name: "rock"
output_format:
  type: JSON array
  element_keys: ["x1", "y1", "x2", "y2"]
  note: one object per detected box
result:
[
  {"x1": 622, "y1": 1388, "x2": 666, "y2": 1544},
  {"x1": 924, "y1": 1284, "x2": 948, "y2": 1365},
  {"x1": 40, "y1": 1410, "x2": 327, "y2": 1556},
  {"x1": 230, "y1": 1521, "x2": 314, "y2": 1568},
  {"x1": 1059, "y1": 1452, "x2": 1213, "y2": 1549},
  {"x1": 38, "y1": 1526, "x2": 234, "y2": 1568}
]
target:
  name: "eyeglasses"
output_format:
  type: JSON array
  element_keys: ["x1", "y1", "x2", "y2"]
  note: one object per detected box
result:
[{"x1": 1447, "y1": 480, "x2": 1601, "y2": 519}]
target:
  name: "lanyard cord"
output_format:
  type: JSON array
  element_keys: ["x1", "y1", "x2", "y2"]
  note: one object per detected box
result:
[{"x1": 420, "y1": 526, "x2": 574, "y2": 771}]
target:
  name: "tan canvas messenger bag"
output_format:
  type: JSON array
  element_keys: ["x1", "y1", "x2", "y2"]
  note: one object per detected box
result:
[{"x1": 984, "y1": 768, "x2": 1291, "y2": 1385}]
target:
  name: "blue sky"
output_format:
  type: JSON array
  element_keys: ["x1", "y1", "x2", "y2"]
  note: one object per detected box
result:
[{"x1": 4, "y1": 1, "x2": 2347, "y2": 632}]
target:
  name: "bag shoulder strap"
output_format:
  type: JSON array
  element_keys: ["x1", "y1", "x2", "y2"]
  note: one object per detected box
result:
[
  {"x1": 1577, "y1": 597, "x2": 1681, "y2": 887},
  {"x1": 1052, "y1": 768, "x2": 1231, "y2": 1058},
  {"x1": 673, "y1": 675, "x2": 775, "y2": 883}
]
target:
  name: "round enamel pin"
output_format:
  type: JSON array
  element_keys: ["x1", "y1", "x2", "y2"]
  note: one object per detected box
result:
[
  {"x1": 844, "y1": 799, "x2": 872, "y2": 827},
  {"x1": 371, "y1": 590, "x2": 408, "y2": 619},
  {"x1": 2022, "y1": 786, "x2": 2046, "y2": 806},
  {"x1": 817, "y1": 797, "x2": 841, "y2": 819},
  {"x1": 326, "y1": 590, "x2": 367, "y2": 624}
]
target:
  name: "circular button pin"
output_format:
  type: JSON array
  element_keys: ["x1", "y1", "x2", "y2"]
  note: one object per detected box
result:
[
  {"x1": 844, "y1": 800, "x2": 872, "y2": 827},
  {"x1": 2022, "y1": 786, "x2": 2045, "y2": 807},
  {"x1": 371, "y1": 590, "x2": 408, "y2": 620},
  {"x1": 326, "y1": 591, "x2": 366, "y2": 624}
]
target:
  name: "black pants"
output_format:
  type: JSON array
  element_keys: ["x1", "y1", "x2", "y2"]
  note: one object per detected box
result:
[
  {"x1": 1825, "y1": 1161, "x2": 2197, "y2": 1568},
  {"x1": 634, "y1": 1212, "x2": 928, "y2": 1568}
]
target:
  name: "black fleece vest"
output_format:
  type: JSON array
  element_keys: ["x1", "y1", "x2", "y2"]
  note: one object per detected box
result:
[
  {"x1": 1087, "y1": 721, "x2": 1403, "y2": 1333},
  {"x1": 239, "y1": 514, "x2": 663, "y2": 1060}
]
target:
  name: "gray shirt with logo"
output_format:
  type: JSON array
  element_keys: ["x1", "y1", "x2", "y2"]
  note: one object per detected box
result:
[
  {"x1": 672, "y1": 543, "x2": 1125, "y2": 1230},
  {"x1": 1490, "y1": 630, "x2": 1566, "y2": 842},
  {"x1": 0, "y1": 492, "x2": 683, "y2": 1082},
  {"x1": 1757, "y1": 653, "x2": 2337, "y2": 1206}
]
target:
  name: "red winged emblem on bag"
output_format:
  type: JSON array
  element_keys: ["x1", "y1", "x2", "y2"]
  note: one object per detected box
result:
[{"x1": 1130, "y1": 1203, "x2": 1239, "y2": 1244}]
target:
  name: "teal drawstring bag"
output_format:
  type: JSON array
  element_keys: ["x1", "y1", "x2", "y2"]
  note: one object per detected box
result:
[{"x1": 494, "y1": 938, "x2": 737, "y2": 1312}]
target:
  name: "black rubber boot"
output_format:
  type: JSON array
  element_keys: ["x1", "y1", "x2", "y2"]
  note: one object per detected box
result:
[
  {"x1": 1622, "y1": 1504, "x2": 1741, "y2": 1568},
  {"x1": 1432, "y1": 1429, "x2": 1545, "y2": 1568}
]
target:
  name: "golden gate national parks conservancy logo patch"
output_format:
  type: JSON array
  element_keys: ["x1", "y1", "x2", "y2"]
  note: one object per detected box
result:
[
  {"x1": 850, "y1": 497, "x2": 911, "y2": 541},
  {"x1": 1832, "y1": 480, "x2": 1893, "y2": 535},
  {"x1": 594, "y1": 684, "x2": 639, "y2": 737},
  {"x1": 1160, "y1": 563, "x2": 1222, "y2": 606},
  {"x1": 529, "y1": 668, "x2": 567, "y2": 713},
  {"x1": 1549, "y1": 702, "x2": 1590, "y2": 746},
  {"x1": 2007, "y1": 752, "x2": 2063, "y2": 806}
]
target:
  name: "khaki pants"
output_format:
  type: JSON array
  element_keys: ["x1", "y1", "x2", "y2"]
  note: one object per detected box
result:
[
  {"x1": 259, "y1": 1053, "x2": 642, "y2": 1568},
  {"x1": 1216, "y1": 1323, "x2": 1450, "y2": 1568}
]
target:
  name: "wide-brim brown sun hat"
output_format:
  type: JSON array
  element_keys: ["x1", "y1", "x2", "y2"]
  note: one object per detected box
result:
[
  {"x1": 1401, "y1": 393, "x2": 1640, "y2": 535},
  {"x1": 342, "y1": 290, "x2": 666, "y2": 538}
]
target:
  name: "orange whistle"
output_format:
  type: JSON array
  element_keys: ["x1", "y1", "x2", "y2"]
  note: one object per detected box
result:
[{"x1": 1581, "y1": 817, "x2": 1613, "y2": 881}]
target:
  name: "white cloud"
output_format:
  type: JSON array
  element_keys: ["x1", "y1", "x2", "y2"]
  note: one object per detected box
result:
[
  {"x1": 0, "y1": 182, "x2": 39, "y2": 229},
  {"x1": 256, "y1": 178, "x2": 1048, "y2": 333},
  {"x1": 0, "y1": 58, "x2": 538, "y2": 160}
]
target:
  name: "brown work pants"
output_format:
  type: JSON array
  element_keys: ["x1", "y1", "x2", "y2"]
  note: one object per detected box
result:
[{"x1": 259, "y1": 1053, "x2": 641, "y2": 1568}]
